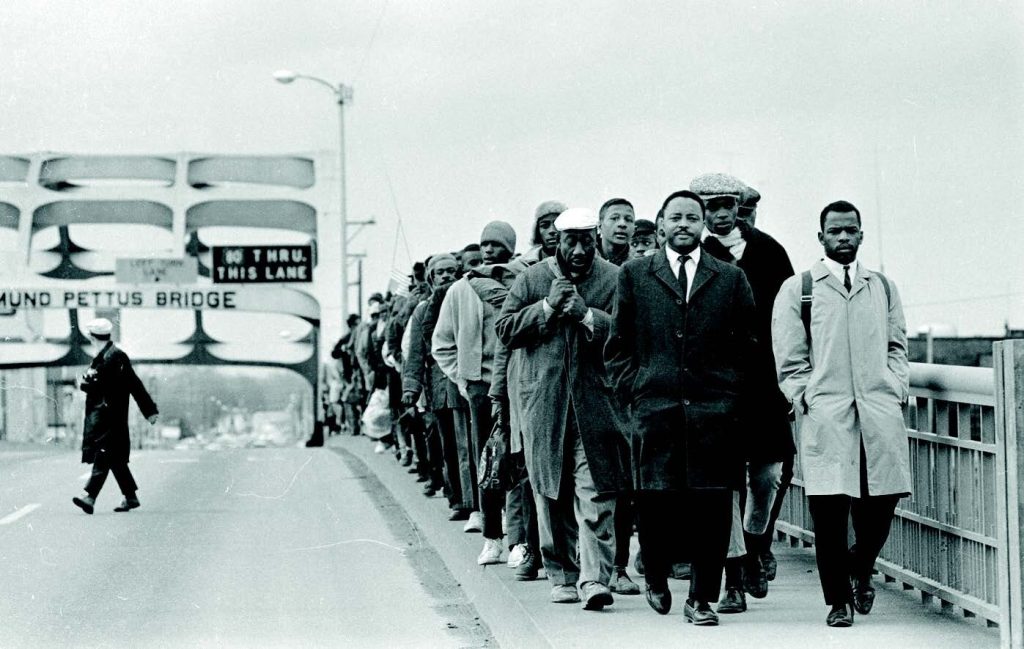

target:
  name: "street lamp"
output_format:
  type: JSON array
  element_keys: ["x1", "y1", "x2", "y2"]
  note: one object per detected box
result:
[{"x1": 273, "y1": 69, "x2": 354, "y2": 323}]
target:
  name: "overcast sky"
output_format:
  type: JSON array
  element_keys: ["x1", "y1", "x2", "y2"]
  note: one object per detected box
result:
[{"x1": 2, "y1": 0, "x2": 1022, "y2": 336}]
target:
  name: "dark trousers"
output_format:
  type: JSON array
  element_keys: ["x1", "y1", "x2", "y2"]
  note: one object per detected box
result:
[
  {"x1": 435, "y1": 408, "x2": 469, "y2": 510},
  {"x1": 422, "y1": 412, "x2": 446, "y2": 488},
  {"x1": 505, "y1": 454, "x2": 540, "y2": 551},
  {"x1": 465, "y1": 381, "x2": 504, "y2": 539},
  {"x1": 85, "y1": 454, "x2": 138, "y2": 499},
  {"x1": 807, "y1": 494, "x2": 899, "y2": 605},
  {"x1": 614, "y1": 493, "x2": 636, "y2": 568},
  {"x1": 637, "y1": 488, "x2": 732, "y2": 603}
]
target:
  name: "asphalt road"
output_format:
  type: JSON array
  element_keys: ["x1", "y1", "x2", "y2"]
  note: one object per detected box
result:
[{"x1": 0, "y1": 445, "x2": 490, "y2": 649}]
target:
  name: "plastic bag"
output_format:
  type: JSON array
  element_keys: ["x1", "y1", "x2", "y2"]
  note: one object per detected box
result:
[{"x1": 361, "y1": 388, "x2": 392, "y2": 440}]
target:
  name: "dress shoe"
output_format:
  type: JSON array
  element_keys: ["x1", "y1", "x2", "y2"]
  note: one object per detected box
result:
[
  {"x1": 851, "y1": 577, "x2": 876, "y2": 614},
  {"x1": 580, "y1": 582, "x2": 614, "y2": 611},
  {"x1": 610, "y1": 568, "x2": 641, "y2": 595},
  {"x1": 463, "y1": 511, "x2": 483, "y2": 533},
  {"x1": 717, "y1": 587, "x2": 747, "y2": 613},
  {"x1": 671, "y1": 561, "x2": 692, "y2": 580},
  {"x1": 550, "y1": 584, "x2": 580, "y2": 604},
  {"x1": 762, "y1": 550, "x2": 778, "y2": 581},
  {"x1": 422, "y1": 484, "x2": 438, "y2": 497},
  {"x1": 72, "y1": 494, "x2": 95, "y2": 515},
  {"x1": 826, "y1": 603, "x2": 855, "y2": 627},
  {"x1": 514, "y1": 546, "x2": 540, "y2": 581},
  {"x1": 113, "y1": 496, "x2": 140, "y2": 513},
  {"x1": 477, "y1": 538, "x2": 503, "y2": 565},
  {"x1": 644, "y1": 584, "x2": 672, "y2": 615},
  {"x1": 448, "y1": 508, "x2": 471, "y2": 521},
  {"x1": 400, "y1": 450, "x2": 413, "y2": 466},
  {"x1": 683, "y1": 599, "x2": 719, "y2": 626},
  {"x1": 743, "y1": 555, "x2": 769, "y2": 599}
]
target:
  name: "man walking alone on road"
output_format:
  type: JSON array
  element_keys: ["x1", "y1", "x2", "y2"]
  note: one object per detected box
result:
[
  {"x1": 772, "y1": 200, "x2": 912, "y2": 628},
  {"x1": 73, "y1": 318, "x2": 159, "y2": 515}
]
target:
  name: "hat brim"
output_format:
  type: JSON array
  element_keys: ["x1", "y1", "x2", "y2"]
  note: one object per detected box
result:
[{"x1": 699, "y1": 193, "x2": 741, "y2": 201}]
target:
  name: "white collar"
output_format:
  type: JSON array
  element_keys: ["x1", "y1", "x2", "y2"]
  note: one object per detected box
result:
[
  {"x1": 665, "y1": 244, "x2": 701, "y2": 267},
  {"x1": 821, "y1": 257, "x2": 859, "y2": 283}
]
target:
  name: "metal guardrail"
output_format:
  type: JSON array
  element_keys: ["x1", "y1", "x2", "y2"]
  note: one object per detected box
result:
[{"x1": 775, "y1": 345, "x2": 1024, "y2": 649}]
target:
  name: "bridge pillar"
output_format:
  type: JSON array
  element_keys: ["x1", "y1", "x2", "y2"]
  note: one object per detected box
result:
[{"x1": 995, "y1": 339, "x2": 1024, "y2": 649}]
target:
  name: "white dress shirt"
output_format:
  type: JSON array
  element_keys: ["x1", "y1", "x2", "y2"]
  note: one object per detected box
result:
[
  {"x1": 821, "y1": 257, "x2": 859, "y2": 286},
  {"x1": 665, "y1": 244, "x2": 701, "y2": 302}
]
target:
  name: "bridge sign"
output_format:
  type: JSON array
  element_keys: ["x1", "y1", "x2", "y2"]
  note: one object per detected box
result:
[
  {"x1": 212, "y1": 245, "x2": 313, "y2": 284},
  {"x1": 116, "y1": 257, "x2": 198, "y2": 284}
]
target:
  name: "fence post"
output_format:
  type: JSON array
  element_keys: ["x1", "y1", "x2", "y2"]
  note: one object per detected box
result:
[{"x1": 995, "y1": 340, "x2": 1024, "y2": 649}]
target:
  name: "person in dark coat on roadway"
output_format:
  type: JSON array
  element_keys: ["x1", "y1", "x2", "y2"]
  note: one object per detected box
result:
[
  {"x1": 73, "y1": 318, "x2": 159, "y2": 515},
  {"x1": 496, "y1": 207, "x2": 629, "y2": 611},
  {"x1": 605, "y1": 190, "x2": 758, "y2": 626}
]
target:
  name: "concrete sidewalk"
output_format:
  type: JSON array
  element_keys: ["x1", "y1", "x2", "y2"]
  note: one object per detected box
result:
[{"x1": 330, "y1": 433, "x2": 999, "y2": 649}]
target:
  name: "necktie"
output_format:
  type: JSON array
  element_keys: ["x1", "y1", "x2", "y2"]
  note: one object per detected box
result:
[
  {"x1": 678, "y1": 256, "x2": 689, "y2": 301},
  {"x1": 843, "y1": 265, "x2": 852, "y2": 292}
]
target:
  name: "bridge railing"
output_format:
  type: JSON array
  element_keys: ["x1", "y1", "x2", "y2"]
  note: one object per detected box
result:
[{"x1": 775, "y1": 340, "x2": 1024, "y2": 649}]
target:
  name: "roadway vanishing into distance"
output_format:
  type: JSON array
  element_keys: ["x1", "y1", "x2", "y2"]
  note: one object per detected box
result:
[{"x1": 0, "y1": 445, "x2": 487, "y2": 649}]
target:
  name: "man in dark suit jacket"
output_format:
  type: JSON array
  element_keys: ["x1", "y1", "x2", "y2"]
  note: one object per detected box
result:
[
  {"x1": 605, "y1": 190, "x2": 758, "y2": 626},
  {"x1": 73, "y1": 318, "x2": 159, "y2": 515}
]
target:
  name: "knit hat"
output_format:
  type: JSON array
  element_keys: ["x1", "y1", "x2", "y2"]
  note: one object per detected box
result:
[
  {"x1": 534, "y1": 200, "x2": 567, "y2": 223},
  {"x1": 426, "y1": 253, "x2": 458, "y2": 276},
  {"x1": 480, "y1": 221, "x2": 517, "y2": 254}
]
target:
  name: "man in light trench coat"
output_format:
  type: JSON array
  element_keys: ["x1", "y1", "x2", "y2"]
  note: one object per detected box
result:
[
  {"x1": 772, "y1": 199, "x2": 912, "y2": 628},
  {"x1": 495, "y1": 207, "x2": 629, "y2": 611}
]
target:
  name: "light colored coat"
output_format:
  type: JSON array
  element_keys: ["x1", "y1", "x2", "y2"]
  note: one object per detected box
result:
[
  {"x1": 772, "y1": 260, "x2": 912, "y2": 497},
  {"x1": 431, "y1": 277, "x2": 496, "y2": 390}
]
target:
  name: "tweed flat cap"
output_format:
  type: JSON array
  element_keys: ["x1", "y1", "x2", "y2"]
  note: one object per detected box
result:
[{"x1": 689, "y1": 173, "x2": 745, "y2": 200}]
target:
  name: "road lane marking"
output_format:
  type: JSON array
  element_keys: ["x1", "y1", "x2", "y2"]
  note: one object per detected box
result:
[{"x1": 0, "y1": 504, "x2": 41, "y2": 525}]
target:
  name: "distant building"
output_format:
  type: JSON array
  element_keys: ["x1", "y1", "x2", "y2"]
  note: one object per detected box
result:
[{"x1": 909, "y1": 328, "x2": 1024, "y2": 368}]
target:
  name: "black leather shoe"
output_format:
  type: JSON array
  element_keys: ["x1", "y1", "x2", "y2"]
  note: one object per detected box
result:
[
  {"x1": 684, "y1": 599, "x2": 719, "y2": 626},
  {"x1": 826, "y1": 603, "x2": 854, "y2": 627},
  {"x1": 422, "y1": 484, "x2": 438, "y2": 497},
  {"x1": 762, "y1": 550, "x2": 778, "y2": 581},
  {"x1": 743, "y1": 556, "x2": 769, "y2": 599},
  {"x1": 72, "y1": 494, "x2": 95, "y2": 515},
  {"x1": 671, "y1": 561, "x2": 692, "y2": 580},
  {"x1": 113, "y1": 497, "x2": 140, "y2": 513},
  {"x1": 717, "y1": 587, "x2": 747, "y2": 613},
  {"x1": 852, "y1": 581, "x2": 875, "y2": 614},
  {"x1": 645, "y1": 584, "x2": 672, "y2": 615}
]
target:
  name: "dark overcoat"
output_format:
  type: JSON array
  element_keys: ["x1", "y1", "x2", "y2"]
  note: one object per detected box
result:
[
  {"x1": 604, "y1": 249, "x2": 757, "y2": 491},
  {"x1": 703, "y1": 228, "x2": 796, "y2": 461},
  {"x1": 495, "y1": 256, "x2": 629, "y2": 499},
  {"x1": 80, "y1": 342, "x2": 159, "y2": 465}
]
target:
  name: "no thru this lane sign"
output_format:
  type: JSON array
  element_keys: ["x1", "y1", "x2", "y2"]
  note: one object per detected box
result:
[{"x1": 212, "y1": 245, "x2": 313, "y2": 284}]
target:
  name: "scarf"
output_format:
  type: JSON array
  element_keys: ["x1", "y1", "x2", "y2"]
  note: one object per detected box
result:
[{"x1": 707, "y1": 227, "x2": 747, "y2": 261}]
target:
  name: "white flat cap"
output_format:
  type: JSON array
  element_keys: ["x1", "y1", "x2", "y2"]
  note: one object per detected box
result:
[
  {"x1": 689, "y1": 172, "x2": 746, "y2": 200},
  {"x1": 554, "y1": 207, "x2": 599, "y2": 231},
  {"x1": 85, "y1": 318, "x2": 113, "y2": 336}
]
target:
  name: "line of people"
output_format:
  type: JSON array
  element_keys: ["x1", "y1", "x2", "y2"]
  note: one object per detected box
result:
[{"x1": 323, "y1": 172, "x2": 912, "y2": 629}]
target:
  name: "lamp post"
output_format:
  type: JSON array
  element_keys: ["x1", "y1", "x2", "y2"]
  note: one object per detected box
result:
[{"x1": 273, "y1": 69, "x2": 354, "y2": 322}]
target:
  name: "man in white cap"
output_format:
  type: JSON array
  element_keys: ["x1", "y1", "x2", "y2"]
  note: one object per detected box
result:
[
  {"x1": 73, "y1": 318, "x2": 159, "y2": 514},
  {"x1": 496, "y1": 207, "x2": 629, "y2": 611}
]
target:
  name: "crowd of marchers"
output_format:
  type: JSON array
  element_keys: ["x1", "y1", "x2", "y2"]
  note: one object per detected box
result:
[{"x1": 321, "y1": 172, "x2": 912, "y2": 629}]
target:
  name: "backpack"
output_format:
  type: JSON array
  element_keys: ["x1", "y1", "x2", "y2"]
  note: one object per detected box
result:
[{"x1": 800, "y1": 269, "x2": 891, "y2": 343}]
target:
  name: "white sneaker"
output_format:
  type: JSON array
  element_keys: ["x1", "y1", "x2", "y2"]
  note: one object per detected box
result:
[
  {"x1": 373, "y1": 441, "x2": 387, "y2": 454},
  {"x1": 507, "y1": 543, "x2": 526, "y2": 568},
  {"x1": 463, "y1": 511, "x2": 483, "y2": 533},
  {"x1": 477, "y1": 538, "x2": 503, "y2": 565}
]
